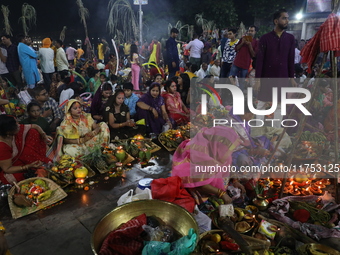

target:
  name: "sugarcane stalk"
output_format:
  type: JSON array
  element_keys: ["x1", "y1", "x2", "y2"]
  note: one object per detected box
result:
[{"x1": 280, "y1": 53, "x2": 328, "y2": 198}]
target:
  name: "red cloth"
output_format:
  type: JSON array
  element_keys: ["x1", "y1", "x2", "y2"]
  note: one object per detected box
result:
[
  {"x1": 151, "y1": 176, "x2": 195, "y2": 213},
  {"x1": 0, "y1": 125, "x2": 50, "y2": 184},
  {"x1": 233, "y1": 38, "x2": 258, "y2": 70},
  {"x1": 301, "y1": 13, "x2": 340, "y2": 73},
  {"x1": 99, "y1": 213, "x2": 147, "y2": 255}
]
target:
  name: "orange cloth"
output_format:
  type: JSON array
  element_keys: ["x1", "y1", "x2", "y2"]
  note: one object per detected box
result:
[{"x1": 42, "y1": 38, "x2": 51, "y2": 48}]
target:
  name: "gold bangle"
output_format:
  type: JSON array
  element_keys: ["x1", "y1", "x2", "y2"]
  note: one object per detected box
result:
[
  {"x1": 21, "y1": 166, "x2": 23, "y2": 171},
  {"x1": 218, "y1": 191, "x2": 226, "y2": 199}
]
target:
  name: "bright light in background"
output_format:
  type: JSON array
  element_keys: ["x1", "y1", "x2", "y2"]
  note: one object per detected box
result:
[{"x1": 296, "y1": 13, "x2": 303, "y2": 20}]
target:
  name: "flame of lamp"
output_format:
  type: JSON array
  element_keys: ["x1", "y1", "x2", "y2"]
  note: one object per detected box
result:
[
  {"x1": 76, "y1": 178, "x2": 85, "y2": 184},
  {"x1": 115, "y1": 149, "x2": 126, "y2": 162}
]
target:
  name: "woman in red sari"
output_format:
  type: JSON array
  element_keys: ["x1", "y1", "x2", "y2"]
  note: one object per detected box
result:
[
  {"x1": 162, "y1": 80, "x2": 190, "y2": 126},
  {"x1": 0, "y1": 115, "x2": 53, "y2": 184}
]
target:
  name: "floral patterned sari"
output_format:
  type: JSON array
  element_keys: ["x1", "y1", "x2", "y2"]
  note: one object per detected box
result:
[{"x1": 59, "y1": 99, "x2": 110, "y2": 157}]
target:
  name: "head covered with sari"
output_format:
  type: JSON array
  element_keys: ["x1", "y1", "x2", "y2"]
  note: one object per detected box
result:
[
  {"x1": 172, "y1": 126, "x2": 241, "y2": 190},
  {"x1": 91, "y1": 82, "x2": 113, "y2": 117},
  {"x1": 64, "y1": 99, "x2": 89, "y2": 127}
]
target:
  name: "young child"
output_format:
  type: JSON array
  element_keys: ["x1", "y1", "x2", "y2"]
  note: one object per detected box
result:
[
  {"x1": 123, "y1": 82, "x2": 139, "y2": 118},
  {"x1": 20, "y1": 101, "x2": 51, "y2": 135}
]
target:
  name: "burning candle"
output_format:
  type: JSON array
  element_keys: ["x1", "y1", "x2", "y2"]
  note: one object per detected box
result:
[{"x1": 301, "y1": 187, "x2": 313, "y2": 196}]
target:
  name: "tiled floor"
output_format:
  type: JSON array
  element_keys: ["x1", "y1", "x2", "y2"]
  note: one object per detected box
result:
[{"x1": 1, "y1": 149, "x2": 173, "y2": 255}]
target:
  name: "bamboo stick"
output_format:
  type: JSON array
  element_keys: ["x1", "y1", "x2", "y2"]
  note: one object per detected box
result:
[{"x1": 330, "y1": 51, "x2": 339, "y2": 203}]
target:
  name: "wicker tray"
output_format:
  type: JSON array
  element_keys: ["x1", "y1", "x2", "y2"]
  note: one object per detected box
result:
[
  {"x1": 8, "y1": 177, "x2": 68, "y2": 219},
  {"x1": 198, "y1": 229, "x2": 270, "y2": 254},
  {"x1": 47, "y1": 162, "x2": 96, "y2": 187},
  {"x1": 113, "y1": 139, "x2": 161, "y2": 154},
  {"x1": 95, "y1": 153, "x2": 135, "y2": 174},
  {"x1": 158, "y1": 133, "x2": 177, "y2": 152}
]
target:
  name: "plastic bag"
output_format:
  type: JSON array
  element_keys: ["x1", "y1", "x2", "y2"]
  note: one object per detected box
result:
[
  {"x1": 162, "y1": 123, "x2": 170, "y2": 133},
  {"x1": 193, "y1": 205, "x2": 212, "y2": 234},
  {"x1": 142, "y1": 228, "x2": 197, "y2": 255},
  {"x1": 117, "y1": 189, "x2": 134, "y2": 206}
]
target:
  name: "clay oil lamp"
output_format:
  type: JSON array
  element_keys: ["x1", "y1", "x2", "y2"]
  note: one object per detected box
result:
[
  {"x1": 289, "y1": 188, "x2": 301, "y2": 196},
  {"x1": 301, "y1": 187, "x2": 313, "y2": 196}
]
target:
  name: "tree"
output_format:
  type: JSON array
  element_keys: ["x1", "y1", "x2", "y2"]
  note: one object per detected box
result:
[
  {"x1": 18, "y1": 3, "x2": 36, "y2": 36},
  {"x1": 1, "y1": 5, "x2": 12, "y2": 36},
  {"x1": 107, "y1": 0, "x2": 138, "y2": 43},
  {"x1": 247, "y1": 0, "x2": 296, "y2": 36},
  {"x1": 76, "y1": 0, "x2": 89, "y2": 39}
]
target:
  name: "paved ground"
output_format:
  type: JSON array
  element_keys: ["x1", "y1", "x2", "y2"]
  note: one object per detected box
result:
[{"x1": 1, "y1": 148, "x2": 173, "y2": 255}]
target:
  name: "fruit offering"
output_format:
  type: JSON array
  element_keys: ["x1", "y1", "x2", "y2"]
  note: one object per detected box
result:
[
  {"x1": 51, "y1": 154, "x2": 87, "y2": 180},
  {"x1": 159, "y1": 129, "x2": 185, "y2": 150},
  {"x1": 13, "y1": 179, "x2": 53, "y2": 207}
]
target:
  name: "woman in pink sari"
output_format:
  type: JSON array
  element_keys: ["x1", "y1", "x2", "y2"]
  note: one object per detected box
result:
[
  {"x1": 162, "y1": 80, "x2": 190, "y2": 126},
  {"x1": 0, "y1": 115, "x2": 53, "y2": 184},
  {"x1": 172, "y1": 126, "x2": 244, "y2": 204}
]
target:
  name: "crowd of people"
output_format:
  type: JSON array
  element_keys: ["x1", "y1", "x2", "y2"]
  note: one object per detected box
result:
[{"x1": 0, "y1": 7, "x2": 339, "y2": 253}]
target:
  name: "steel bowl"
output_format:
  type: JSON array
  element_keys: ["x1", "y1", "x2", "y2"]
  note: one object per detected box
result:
[
  {"x1": 91, "y1": 199, "x2": 199, "y2": 254},
  {"x1": 0, "y1": 184, "x2": 12, "y2": 200}
]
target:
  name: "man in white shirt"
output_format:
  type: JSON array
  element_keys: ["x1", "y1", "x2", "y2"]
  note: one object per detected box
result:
[
  {"x1": 185, "y1": 34, "x2": 204, "y2": 67},
  {"x1": 38, "y1": 38, "x2": 55, "y2": 92},
  {"x1": 196, "y1": 62, "x2": 209, "y2": 81},
  {"x1": 209, "y1": 59, "x2": 221, "y2": 81},
  {"x1": 55, "y1": 40, "x2": 69, "y2": 73}
]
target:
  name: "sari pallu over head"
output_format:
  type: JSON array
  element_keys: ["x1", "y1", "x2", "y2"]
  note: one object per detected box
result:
[
  {"x1": 60, "y1": 99, "x2": 90, "y2": 139},
  {"x1": 172, "y1": 126, "x2": 241, "y2": 190}
]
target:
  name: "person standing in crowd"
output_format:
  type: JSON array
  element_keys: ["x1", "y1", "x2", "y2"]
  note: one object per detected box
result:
[
  {"x1": 220, "y1": 29, "x2": 239, "y2": 78},
  {"x1": 166, "y1": 28, "x2": 180, "y2": 79},
  {"x1": 76, "y1": 45, "x2": 84, "y2": 62},
  {"x1": 148, "y1": 36, "x2": 162, "y2": 65},
  {"x1": 55, "y1": 40, "x2": 69, "y2": 73},
  {"x1": 0, "y1": 46, "x2": 9, "y2": 81},
  {"x1": 230, "y1": 26, "x2": 258, "y2": 92},
  {"x1": 185, "y1": 34, "x2": 204, "y2": 67},
  {"x1": 17, "y1": 34, "x2": 40, "y2": 89},
  {"x1": 1, "y1": 34, "x2": 23, "y2": 89},
  {"x1": 66, "y1": 44, "x2": 77, "y2": 65},
  {"x1": 38, "y1": 38, "x2": 55, "y2": 92},
  {"x1": 255, "y1": 9, "x2": 296, "y2": 128},
  {"x1": 130, "y1": 44, "x2": 140, "y2": 91}
]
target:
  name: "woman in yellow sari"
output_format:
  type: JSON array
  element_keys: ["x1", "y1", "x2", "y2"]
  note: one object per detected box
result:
[{"x1": 59, "y1": 99, "x2": 110, "y2": 157}]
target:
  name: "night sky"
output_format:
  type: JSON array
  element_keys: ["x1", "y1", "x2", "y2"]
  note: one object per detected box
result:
[{"x1": 1, "y1": 0, "x2": 139, "y2": 41}]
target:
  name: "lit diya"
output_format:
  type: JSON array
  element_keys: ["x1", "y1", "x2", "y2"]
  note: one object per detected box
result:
[
  {"x1": 310, "y1": 186, "x2": 323, "y2": 195},
  {"x1": 289, "y1": 188, "x2": 301, "y2": 196},
  {"x1": 320, "y1": 179, "x2": 331, "y2": 185},
  {"x1": 313, "y1": 181, "x2": 326, "y2": 189},
  {"x1": 301, "y1": 187, "x2": 313, "y2": 196}
]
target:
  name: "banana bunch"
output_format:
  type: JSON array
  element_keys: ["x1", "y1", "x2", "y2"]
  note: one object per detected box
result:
[
  {"x1": 37, "y1": 190, "x2": 54, "y2": 202},
  {"x1": 58, "y1": 155, "x2": 75, "y2": 169},
  {"x1": 299, "y1": 131, "x2": 327, "y2": 142}
]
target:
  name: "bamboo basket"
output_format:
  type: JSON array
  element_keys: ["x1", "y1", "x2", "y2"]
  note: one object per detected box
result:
[
  {"x1": 198, "y1": 229, "x2": 270, "y2": 255},
  {"x1": 47, "y1": 162, "x2": 96, "y2": 187},
  {"x1": 96, "y1": 153, "x2": 135, "y2": 174},
  {"x1": 158, "y1": 133, "x2": 177, "y2": 152},
  {"x1": 8, "y1": 177, "x2": 68, "y2": 219}
]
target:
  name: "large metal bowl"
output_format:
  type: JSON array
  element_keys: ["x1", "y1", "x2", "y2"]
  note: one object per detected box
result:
[{"x1": 91, "y1": 199, "x2": 199, "y2": 254}]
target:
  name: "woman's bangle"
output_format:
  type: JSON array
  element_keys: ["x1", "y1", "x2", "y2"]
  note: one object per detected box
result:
[
  {"x1": 217, "y1": 189, "x2": 226, "y2": 199},
  {"x1": 77, "y1": 138, "x2": 80, "y2": 144}
]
